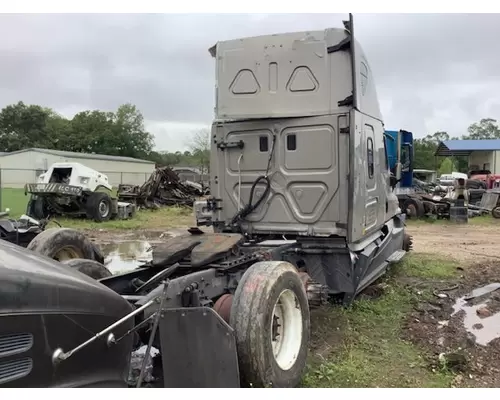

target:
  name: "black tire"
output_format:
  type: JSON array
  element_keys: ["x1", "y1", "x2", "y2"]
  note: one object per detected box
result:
[
  {"x1": 61, "y1": 258, "x2": 112, "y2": 279},
  {"x1": 403, "y1": 232, "x2": 413, "y2": 252},
  {"x1": 230, "y1": 261, "x2": 310, "y2": 388},
  {"x1": 468, "y1": 189, "x2": 485, "y2": 204},
  {"x1": 86, "y1": 192, "x2": 113, "y2": 222},
  {"x1": 26, "y1": 196, "x2": 49, "y2": 220},
  {"x1": 91, "y1": 242, "x2": 105, "y2": 264},
  {"x1": 27, "y1": 228, "x2": 96, "y2": 262},
  {"x1": 403, "y1": 198, "x2": 425, "y2": 219},
  {"x1": 492, "y1": 206, "x2": 500, "y2": 219}
]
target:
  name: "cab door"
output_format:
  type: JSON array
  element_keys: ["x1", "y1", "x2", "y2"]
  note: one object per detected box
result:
[{"x1": 348, "y1": 110, "x2": 386, "y2": 243}]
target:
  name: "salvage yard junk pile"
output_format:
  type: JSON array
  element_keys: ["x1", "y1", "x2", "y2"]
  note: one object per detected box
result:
[
  {"x1": 406, "y1": 172, "x2": 500, "y2": 220},
  {"x1": 0, "y1": 14, "x2": 413, "y2": 389},
  {"x1": 384, "y1": 129, "x2": 500, "y2": 221},
  {"x1": 24, "y1": 162, "x2": 205, "y2": 223},
  {"x1": 117, "y1": 166, "x2": 206, "y2": 209},
  {"x1": 386, "y1": 154, "x2": 500, "y2": 221}
]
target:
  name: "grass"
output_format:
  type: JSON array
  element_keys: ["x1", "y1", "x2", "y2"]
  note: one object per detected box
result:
[
  {"x1": 397, "y1": 252, "x2": 458, "y2": 279},
  {"x1": 301, "y1": 253, "x2": 459, "y2": 388},
  {"x1": 59, "y1": 206, "x2": 194, "y2": 230},
  {"x1": 0, "y1": 187, "x2": 195, "y2": 230},
  {"x1": 1, "y1": 188, "x2": 29, "y2": 217},
  {"x1": 406, "y1": 214, "x2": 496, "y2": 227}
]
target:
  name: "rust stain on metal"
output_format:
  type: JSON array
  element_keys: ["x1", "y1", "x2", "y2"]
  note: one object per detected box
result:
[{"x1": 213, "y1": 294, "x2": 233, "y2": 324}]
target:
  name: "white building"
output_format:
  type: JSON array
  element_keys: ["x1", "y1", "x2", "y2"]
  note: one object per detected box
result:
[{"x1": 0, "y1": 148, "x2": 155, "y2": 188}]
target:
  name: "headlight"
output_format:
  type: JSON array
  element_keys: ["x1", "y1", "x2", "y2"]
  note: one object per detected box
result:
[{"x1": 80, "y1": 177, "x2": 90, "y2": 184}]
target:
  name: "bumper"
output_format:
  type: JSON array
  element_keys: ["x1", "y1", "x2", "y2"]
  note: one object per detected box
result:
[{"x1": 25, "y1": 183, "x2": 83, "y2": 196}]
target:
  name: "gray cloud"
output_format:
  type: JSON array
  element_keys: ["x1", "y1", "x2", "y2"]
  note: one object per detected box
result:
[{"x1": 1, "y1": 13, "x2": 500, "y2": 151}]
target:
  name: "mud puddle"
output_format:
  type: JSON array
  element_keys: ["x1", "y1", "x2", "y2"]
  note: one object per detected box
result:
[
  {"x1": 100, "y1": 241, "x2": 154, "y2": 274},
  {"x1": 404, "y1": 262, "x2": 500, "y2": 387},
  {"x1": 451, "y1": 284, "x2": 500, "y2": 346}
]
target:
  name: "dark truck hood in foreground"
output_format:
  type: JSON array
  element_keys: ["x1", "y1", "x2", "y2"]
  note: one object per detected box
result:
[{"x1": 0, "y1": 239, "x2": 132, "y2": 317}]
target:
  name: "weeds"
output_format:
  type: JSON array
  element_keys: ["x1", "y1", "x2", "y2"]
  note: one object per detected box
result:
[{"x1": 301, "y1": 253, "x2": 458, "y2": 388}]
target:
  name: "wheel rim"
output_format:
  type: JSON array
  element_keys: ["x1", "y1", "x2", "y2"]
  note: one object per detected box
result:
[
  {"x1": 98, "y1": 200, "x2": 110, "y2": 218},
  {"x1": 406, "y1": 204, "x2": 417, "y2": 218},
  {"x1": 270, "y1": 289, "x2": 303, "y2": 371},
  {"x1": 53, "y1": 246, "x2": 84, "y2": 261}
]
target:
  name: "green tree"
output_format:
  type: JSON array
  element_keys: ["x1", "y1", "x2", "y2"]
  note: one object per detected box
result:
[
  {"x1": 464, "y1": 118, "x2": 500, "y2": 139},
  {"x1": 112, "y1": 103, "x2": 155, "y2": 158},
  {"x1": 60, "y1": 104, "x2": 155, "y2": 159},
  {"x1": 437, "y1": 158, "x2": 455, "y2": 176},
  {"x1": 64, "y1": 110, "x2": 116, "y2": 153},
  {"x1": 413, "y1": 138, "x2": 437, "y2": 170},
  {"x1": 45, "y1": 110, "x2": 71, "y2": 150},
  {"x1": 0, "y1": 101, "x2": 56, "y2": 151},
  {"x1": 412, "y1": 132, "x2": 450, "y2": 170}
]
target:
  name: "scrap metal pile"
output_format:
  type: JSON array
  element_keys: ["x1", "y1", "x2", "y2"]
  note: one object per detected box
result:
[
  {"x1": 117, "y1": 167, "x2": 205, "y2": 209},
  {"x1": 407, "y1": 178, "x2": 500, "y2": 219}
]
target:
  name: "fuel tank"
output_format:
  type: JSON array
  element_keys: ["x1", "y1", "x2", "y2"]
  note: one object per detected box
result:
[{"x1": 0, "y1": 240, "x2": 135, "y2": 387}]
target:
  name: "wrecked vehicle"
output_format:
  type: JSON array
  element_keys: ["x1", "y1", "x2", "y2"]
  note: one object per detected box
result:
[
  {"x1": 24, "y1": 162, "x2": 135, "y2": 222},
  {"x1": 0, "y1": 14, "x2": 412, "y2": 388},
  {"x1": 117, "y1": 166, "x2": 202, "y2": 209}
]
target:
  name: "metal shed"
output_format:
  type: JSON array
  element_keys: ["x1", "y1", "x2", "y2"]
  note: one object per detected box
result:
[
  {"x1": 0, "y1": 148, "x2": 155, "y2": 188},
  {"x1": 435, "y1": 139, "x2": 500, "y2": 174}
]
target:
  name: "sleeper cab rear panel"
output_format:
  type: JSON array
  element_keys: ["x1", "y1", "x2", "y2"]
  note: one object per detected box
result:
[{"x1": 212, "y1": 114, "x2": 349, "y2": 237}]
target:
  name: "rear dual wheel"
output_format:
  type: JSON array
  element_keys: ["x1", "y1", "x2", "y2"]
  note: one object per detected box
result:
[{"x1": 230, "y1": 261, "x2": 310, "y2": 388}]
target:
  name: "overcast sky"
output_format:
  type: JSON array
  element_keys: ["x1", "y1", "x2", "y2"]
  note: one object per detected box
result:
[{"x1": 1, "y1": 13, "x2": 499, "y2": 152}]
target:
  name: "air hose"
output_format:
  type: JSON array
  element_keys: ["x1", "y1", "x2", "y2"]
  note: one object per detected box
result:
[
  {"x1": 231, "y1": 175, "x2": 271, "y2": 225},
  {"x1": 230, "y1": 134, "x2": 276, "y2": 228}
]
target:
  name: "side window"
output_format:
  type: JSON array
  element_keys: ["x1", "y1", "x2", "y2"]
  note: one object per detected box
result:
[{"x1": 367, "y1": 138, "x2": 374, "y2": 178}]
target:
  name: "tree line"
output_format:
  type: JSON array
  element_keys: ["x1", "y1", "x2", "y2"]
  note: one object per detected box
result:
[
  {"x1": 0, "y1": 101, "x2": 498, "y2": 176},
  {"x1": 0, "y1": 101, "x2": 210, "y2": 172}
]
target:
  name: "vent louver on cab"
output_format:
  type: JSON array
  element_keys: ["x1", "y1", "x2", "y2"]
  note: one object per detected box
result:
[
  {"x1": 0, "y1": 333, "x2": 33, "y2": 358},
  {"x1": 0, "y1": 358, "x2": 33, "y2": 385}
]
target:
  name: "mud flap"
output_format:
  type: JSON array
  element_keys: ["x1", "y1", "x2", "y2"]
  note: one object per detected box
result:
[{"x1": 159, "y1": 307, "x2": 240, "y2": 388}]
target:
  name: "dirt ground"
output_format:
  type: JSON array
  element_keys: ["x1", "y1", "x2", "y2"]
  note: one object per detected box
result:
[
  {"x1": 408, "y1": 222, "x2": 500, "y2": 263},
  {"x1": 404, "y1": 222, "x2": 500, "y2": 387}
]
